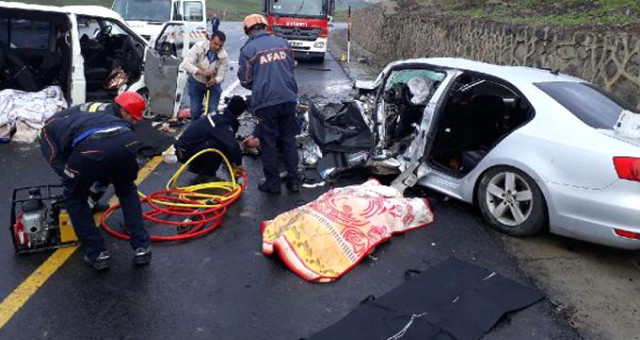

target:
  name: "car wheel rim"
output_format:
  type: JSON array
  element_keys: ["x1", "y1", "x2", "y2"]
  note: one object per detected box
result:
[{"x1": 485, "y1": 171, "x2": 533, "y2": 227}]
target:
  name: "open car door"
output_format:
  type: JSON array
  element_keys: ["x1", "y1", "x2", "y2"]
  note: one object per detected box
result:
[
  {"x1": 143, "y1": 22, "x2": 186, "y2": 117},
  {"x1": 373, "y1": 65, "x2": 459, "y2": 192}
]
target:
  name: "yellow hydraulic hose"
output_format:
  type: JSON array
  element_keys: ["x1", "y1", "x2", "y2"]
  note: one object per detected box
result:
[
  {"x1": 204, "y1": 89, "x2": 211, "y2": 115},
  {"x1": 139, "y1": 148, "x2": 244, "y2": 209}
]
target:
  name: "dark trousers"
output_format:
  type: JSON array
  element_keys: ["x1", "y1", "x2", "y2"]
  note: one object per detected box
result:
[
  {"x1": 187, "y1": 76, "x2": 222, "y2": 121},
  {"x1": 62, "y1": 131, "x2": 150, "y2": 260},
  {"x1": 177, "y1": 139, "x2": 224, "y2": 177},
  {"x1": 255, "y1": 102, "x2": 300, "y2": 189}
]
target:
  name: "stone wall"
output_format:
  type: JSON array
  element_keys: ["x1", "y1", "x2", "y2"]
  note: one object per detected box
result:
[{"x1": 351, "y1": 3, "x2": 640, "y2": 107}]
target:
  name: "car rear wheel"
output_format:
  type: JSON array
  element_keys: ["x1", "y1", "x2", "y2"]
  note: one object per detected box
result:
[{"x1": 477, "y1": 166, "x2": 547, "y2": 236}]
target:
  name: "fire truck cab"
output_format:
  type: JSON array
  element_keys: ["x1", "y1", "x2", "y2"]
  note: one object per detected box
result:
[{"x1": 264, "y1": 0, "x2": 335, "y2": 62}]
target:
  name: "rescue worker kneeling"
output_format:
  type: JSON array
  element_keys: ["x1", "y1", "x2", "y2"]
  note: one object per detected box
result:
[
  {"x1": 175, "y1": 96, "x2": 247, "y2": 184},
  {"x1": 39, "y1": 92, "x2": 151, "y2": 271}
]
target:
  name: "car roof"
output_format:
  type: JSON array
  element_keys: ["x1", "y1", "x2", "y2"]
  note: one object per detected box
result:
[
  {"x1": 389, "y1": 57, "x2": 585, "y2": 86},
  {"x1": 0, "y1": 1, "x2": 125, "y2": 21}
]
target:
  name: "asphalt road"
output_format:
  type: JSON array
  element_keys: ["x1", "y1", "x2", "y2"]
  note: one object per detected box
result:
[{"x1": 0, "y1": 22, "x2": 579, "y2": 340}]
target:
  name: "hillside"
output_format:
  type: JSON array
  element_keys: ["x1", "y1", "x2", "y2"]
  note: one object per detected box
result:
[
  {"x1": 414, "y1": 0, "x2": 640, "y2": 25},
  {"x1": 6, "y1": 0, "x2": 637, "y2": 25},
  {"x1": 2, "y1": 0, "x2": 375, "y2": 21}
]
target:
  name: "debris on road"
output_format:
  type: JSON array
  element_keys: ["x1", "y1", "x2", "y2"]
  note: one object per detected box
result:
[
  {"x1": 307, "y1": 258, "x2": 544, "y2": 340},
  {"x1": 261, "y1": 179, "x2": 434, "y2": 282},
  {"x1": 133, "y1": 120, "x2": 177, "y2": 157}
]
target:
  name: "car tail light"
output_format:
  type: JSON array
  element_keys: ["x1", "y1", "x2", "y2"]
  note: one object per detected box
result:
[
  {"x1": 613, "y1": 157, "x2": 640, "y2": 182},
  {"x1": 614, "y1": 229, "x2": 640, "y2": 240}
]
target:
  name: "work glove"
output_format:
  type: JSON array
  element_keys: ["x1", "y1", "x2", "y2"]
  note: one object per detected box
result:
[{"x1": 162, "y1": 145, "x2": 178, "y2": 164}]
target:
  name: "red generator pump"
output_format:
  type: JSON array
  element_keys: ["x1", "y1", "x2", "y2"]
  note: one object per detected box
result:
[{"x1": 10, "y1": 185, "x2": 78, "y2": 255}]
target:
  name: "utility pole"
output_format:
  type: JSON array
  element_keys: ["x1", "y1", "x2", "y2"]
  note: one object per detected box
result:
[{"x1": 347, "y1": 5, "x2": 351, "y2": 63}]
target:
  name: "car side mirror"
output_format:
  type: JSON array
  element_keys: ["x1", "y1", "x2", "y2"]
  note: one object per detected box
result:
[{"x1": 158, "y1": 41, "x2": 177, "y2": 57}]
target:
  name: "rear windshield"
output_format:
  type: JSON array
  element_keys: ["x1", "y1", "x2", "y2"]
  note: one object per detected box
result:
[{"x1": 535, "y1": 81, "x2": 637, "y2": 129}]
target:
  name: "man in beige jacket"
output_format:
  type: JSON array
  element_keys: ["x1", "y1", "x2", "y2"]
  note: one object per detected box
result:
[{"x1": 180, "y1": 31, "x2": 229, "y2": 120}]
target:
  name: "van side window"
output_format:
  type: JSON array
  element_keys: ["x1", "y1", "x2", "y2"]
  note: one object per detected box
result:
[
  {"x1": 5, "y1": 19, "x2": 50, "y2": 49},
  {"x1": 183, "y1": 1, "x2": 203, "y2": 22},
  {"x1": 0, "y1": 18, "x2": 8, "y2": 46}
]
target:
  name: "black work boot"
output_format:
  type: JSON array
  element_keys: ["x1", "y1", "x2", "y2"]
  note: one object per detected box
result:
[
  {"x1": 84, "y1": 251, "x2": 110, "y2": 271},
  {"x1": 91, "y1": 201, "x2": 110, "y2": 214},
  {"x1": 133, "y1": 247, "x2": 152, "y2": 266},
  {"x1": 286, "y1": 180, "x2": 301, "y2": 193},
  {"x1": 258, "y1": 183, "x2": 281, "y2": 194}
]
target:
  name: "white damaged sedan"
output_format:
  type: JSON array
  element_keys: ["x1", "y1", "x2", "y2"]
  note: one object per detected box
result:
[{"x1": 309, "y1": 58, "x2": 640, "y2": 249}]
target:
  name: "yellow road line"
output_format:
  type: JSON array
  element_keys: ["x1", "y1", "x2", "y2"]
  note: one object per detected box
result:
[
  {"x1": 0, "y1": 247, "x2": 75, "y2": 329},
  {"x1": 135, "y1": 156, "x2": 164, "y2": 186},
  {"x1": 0, "y1": 155, "x2": 164, "y2": 331}
]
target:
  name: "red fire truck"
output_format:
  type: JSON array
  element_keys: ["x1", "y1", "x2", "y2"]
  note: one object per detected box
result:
[{"x1": 263, "y1": 0, "x2": 335, "y2": 62}]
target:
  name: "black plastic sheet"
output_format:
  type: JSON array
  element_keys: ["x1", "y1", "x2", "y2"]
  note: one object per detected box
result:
[{"x1": 307, "y1": 258, "x2": 543, "y2": 340}]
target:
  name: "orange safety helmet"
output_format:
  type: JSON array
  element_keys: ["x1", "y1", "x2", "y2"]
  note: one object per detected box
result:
[
  {"x1": 114, "y1": 91, "x2": 146, "y2": 121},
  {"x1": 243, "y1": 14, "x2": 267, "y2": 34}
]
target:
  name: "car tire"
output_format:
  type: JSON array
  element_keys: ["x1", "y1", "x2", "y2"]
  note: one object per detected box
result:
[{"x1": 477, "y1": 166, "x2": 547, "y2": 236}]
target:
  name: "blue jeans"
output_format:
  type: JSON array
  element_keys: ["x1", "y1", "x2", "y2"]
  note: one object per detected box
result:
[{"x1": 187, "y1": 76, "x2": 222, "y2": 121}]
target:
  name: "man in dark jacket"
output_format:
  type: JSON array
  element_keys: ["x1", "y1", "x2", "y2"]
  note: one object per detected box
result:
[
  {"x1": 211, "y1": 13, "x2": 221, "y2": 34},
  {"x1": 175, "y1": 95, "x2": 247, "y2": 183},
  {"x1": 39, "y1": 92, "x2": 151, "y2": 271},
  {"x1": 237, "y1": 14, "x2": 300, "y2": 194}
]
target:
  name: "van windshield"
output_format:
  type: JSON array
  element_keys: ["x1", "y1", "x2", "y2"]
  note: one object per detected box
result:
[
  {"x1": 267, "y1": 0, "x2": 327, "y2": 18},
  {"x1": 112, "y1": 0, "x2": 171, "y2": 22}
]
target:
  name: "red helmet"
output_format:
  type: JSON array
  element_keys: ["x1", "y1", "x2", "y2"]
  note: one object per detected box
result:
[
  {"x1": 243, "y1": 14, "x2": 267, "y2": 33},
  {"x1": 114, "y1": 92, "x2": 146, "y2": 121}
]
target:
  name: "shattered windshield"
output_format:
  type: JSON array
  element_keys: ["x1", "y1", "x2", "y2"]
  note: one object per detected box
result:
[
  {"x1": 112, "y1": 0, "x2": 171, "y2": 22},
  {"x1": 268, "y1": 0, "x2": 327, "y2": 17}
]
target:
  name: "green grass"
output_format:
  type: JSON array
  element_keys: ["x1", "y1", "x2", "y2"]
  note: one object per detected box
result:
[
  {"x1": 3, "y1": 0, "x2": 112, "y2": 5},
  {"x1": 205, "y1": 0, "x2": 261, "y2": 20},
  {"x1": 423, "y1": 0, "x2": 640, "y2": 25},
  {"x1": 9, "y1": 0, "x2": 637, "y2": 25},
  {"x1": 5, "y1": 0, "x2": 369, "y2": 22},
  {"x1": 3, "y1": 0, "x2": 259, "y2": 20}
]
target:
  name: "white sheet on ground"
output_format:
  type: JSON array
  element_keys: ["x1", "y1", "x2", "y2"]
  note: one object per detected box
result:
[{"x1": 0, "y1": 86, "x2": 67, "y2": 143}]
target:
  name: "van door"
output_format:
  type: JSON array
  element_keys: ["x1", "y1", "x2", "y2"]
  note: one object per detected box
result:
[{"x1": 143, "y1": 23, "x2": 185, "y2": 117}]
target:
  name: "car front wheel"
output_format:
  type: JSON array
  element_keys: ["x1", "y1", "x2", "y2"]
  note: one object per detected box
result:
[{"x1": 477, "y1": 166, "x2": 547, "y2": 236}]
